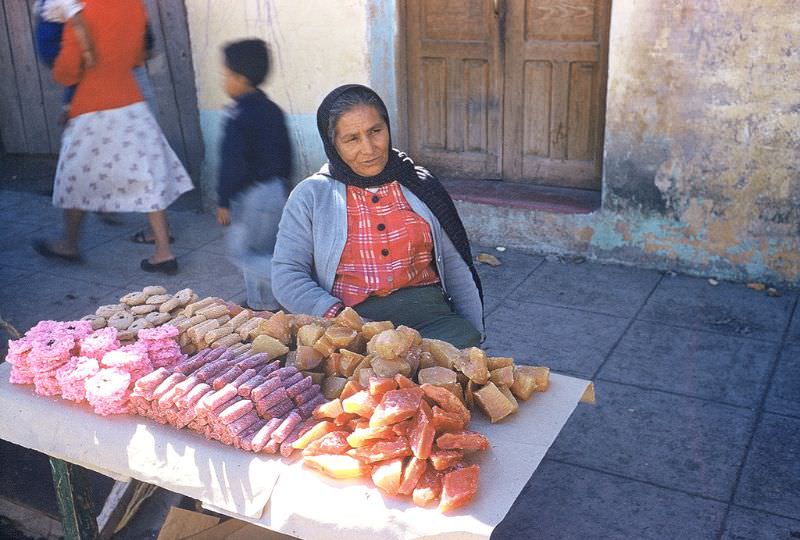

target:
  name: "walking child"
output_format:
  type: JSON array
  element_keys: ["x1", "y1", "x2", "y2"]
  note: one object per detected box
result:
[{"x1": 217, "y1": 39, "x2": 293, "y2": 310}]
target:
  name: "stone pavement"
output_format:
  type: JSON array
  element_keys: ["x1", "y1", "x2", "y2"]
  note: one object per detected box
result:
[{"x1": 0, "y1": 187, "x2": 798, "y2": 539}]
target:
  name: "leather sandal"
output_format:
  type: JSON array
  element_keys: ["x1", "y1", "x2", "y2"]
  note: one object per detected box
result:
[
  {"x1": 32, "y1": 239, "x2": 83, "y2": 263},
  {"x1": 140, "y1": 257, "x2": 178, "y2": 275},
  {"x1": 131, "y1": 229, "x2": 174, "y2": 245}
]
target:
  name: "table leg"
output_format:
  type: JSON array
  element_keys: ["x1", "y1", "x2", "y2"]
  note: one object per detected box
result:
[{"x1": 49, "y1": 457, "x2": 99, "y2": 540}]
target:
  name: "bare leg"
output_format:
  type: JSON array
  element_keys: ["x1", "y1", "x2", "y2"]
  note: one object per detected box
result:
[
  {"x1": 146, "y1": 210, "x2": 174, "y2": 263},
  {"x1": 53, "y1": 209, "x2": 85, "y2": 255}
]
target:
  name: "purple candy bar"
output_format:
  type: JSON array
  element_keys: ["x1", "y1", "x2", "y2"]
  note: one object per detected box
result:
[
  {"x1": 250, "y1": 377, "x2": 281, "y2": 402},
  {"x1": 271, "y1": 411, "x2": 302, "y2": 443},
  {"x1": 257, "y1": 361, "x2": 280, "y2": 378},
  {"x1": 212, "y1": 365, "x2": 243, "y2": 390},
  {"x1": 231, "y1": 368, "x2": 257, "y2": 389},
  {"x1": 286, "y1": 376, "x2": 313, "y2": 399},
  {"x1": 265, "y1": 399, "x2": 294, "y2": 420},
  {"x1": 298, "y1": 395, "x2": 327, "y2": 418},
  {"x1": 227, "y1": 411, "x2": 260, "y2": 436},
  {"x1": 219, "y1": 399, "x2": 255, "y2": 425},
  {"x1": 238, "y1": 375, "x2": 266, "y2": 397},
  {"x1": 293, "y1": 384, "x2": 322, "y2": 406},
  {"x1": 251, "y1": 418, "x2": 282, "y2": 452}
]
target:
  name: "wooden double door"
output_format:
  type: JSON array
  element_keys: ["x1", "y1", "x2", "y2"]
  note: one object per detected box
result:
[{"x1": 405, "y1": 0, "x2": 610, "y2": 189}]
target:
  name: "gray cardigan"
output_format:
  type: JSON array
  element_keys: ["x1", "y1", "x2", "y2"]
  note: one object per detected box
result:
[{"x1": 271, "y1": 170, "x2": 484, "y2": 334}]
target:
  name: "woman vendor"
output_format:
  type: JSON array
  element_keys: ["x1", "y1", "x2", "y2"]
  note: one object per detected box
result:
[{"x1": 271, "y1": 84, "x2": 483, "y2": 348}]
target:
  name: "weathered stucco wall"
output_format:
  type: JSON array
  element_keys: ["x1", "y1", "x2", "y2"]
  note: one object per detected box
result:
[
  {"x1": 183, "y1": 1, "x2": 798, "y2": 284},
  {"x1": 184, "y1": 0, "x2": 374, "y2": 204},
  {"x1": 463, "y1": 1, "x2": 800, "y2": 285},
  {"x1": 601, "y1": 0, "x2": 800, "y2": 283}
]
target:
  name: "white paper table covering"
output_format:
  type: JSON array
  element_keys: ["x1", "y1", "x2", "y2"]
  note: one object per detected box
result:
[
  {"x1": 0, "y1": 362, "x2": 591, "y2": 539},
  {"x1": 0, "y1": 363, "x2": 281, "y2": 518}
]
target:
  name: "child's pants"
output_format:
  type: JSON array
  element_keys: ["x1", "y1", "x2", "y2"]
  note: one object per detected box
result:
[{"x1": 228, "y1": 179, "x2": 288, "y2": 311}]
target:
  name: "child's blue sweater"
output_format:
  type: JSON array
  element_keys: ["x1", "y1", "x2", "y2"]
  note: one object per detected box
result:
[{"x1": 217, "y1": 89, "x2": 293, "y2": 209}]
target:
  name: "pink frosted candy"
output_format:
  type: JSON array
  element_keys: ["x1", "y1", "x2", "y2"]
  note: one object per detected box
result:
[
  {"x1": 9, "y1": 366, "x2": 35, "y2": 385},
  {"x1": 6, "y1": 337, "x2": 34, "y2": 366},
  {"x1": 137, "y1": 333, "x2": 184, "y2": 369},
  {"x1": 29, "y1": 336, "x2": 73, "y2": 370},
  {"x1": 101, "y1": 347, "x2": 151, "y2": 376},
  {"x1": 6, "y1": 338, "x2": 35, "y2": 384},
  {"x1": 59, "y1": 321, "x2": 94, "y2": 340},
  {"x1": 26, "y1": 320, "x2": 65, "y2": 337},
  {"x1": 79, "y1": 327, "x2": 120, "y2": 360},
  {"x1": 138, "y1": 325, "x2": 179, "y2": 341},
  {"x1": 56, "y1": 356, "x2": 100, "y2": 402},
  {"x1": 33, "y1": 369, "x2": 62, "y2": 397},
  {"x1": 85, "y1": 368, "x2": 131, "y2": 416}
]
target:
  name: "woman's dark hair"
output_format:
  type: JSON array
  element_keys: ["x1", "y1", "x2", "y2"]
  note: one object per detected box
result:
[
  {"x1": 327, "y1": 86, "x2": 390, "y2": 143},
  {"x1": 223, "y1": 39, "x2": 270, "y2": 86}
]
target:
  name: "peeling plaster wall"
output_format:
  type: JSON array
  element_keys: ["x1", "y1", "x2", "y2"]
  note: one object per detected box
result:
[
  {"x1": 184, "y1": 1, "x2": 371, "y2": 205},
  {"x1": 598, "y1": 1, "x2": 800, "y2": 284},
  {"x1": 464, "y1": 1, "x2": 800, "y2": 286}
]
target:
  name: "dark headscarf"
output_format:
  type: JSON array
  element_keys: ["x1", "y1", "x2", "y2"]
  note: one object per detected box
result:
[{"x1": 316, "y1": 84, "x2": 483, "y2": 306}]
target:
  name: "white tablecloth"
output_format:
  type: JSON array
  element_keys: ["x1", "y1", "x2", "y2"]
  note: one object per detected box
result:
[{"x1": 0, "y1": 362, "x2": 591, "y2": 539}]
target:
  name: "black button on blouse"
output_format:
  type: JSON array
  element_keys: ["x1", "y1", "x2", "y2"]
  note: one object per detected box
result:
[
  {"x1": 377, "y1": 223, "x2": 386, "y2": 231},
  {"x1": 381, "y1": 248, "x2": 389, "y2": 256},
  {"x1": 371, "y1": 195, "x2": 380, "y2": 203}
]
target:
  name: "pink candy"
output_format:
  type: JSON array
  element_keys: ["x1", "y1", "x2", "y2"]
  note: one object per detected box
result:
[
  {"x1": 85, "y1": 368, "x2": 131, "y2": 416},
  {"x1": 5, "y1": 318, "x2": 188, "y2": 418},
  {"x1": 59, "y1": 321, "x2": 94, "y2": 341},
  {"x1": 6, "y1": 337, "x2": 35, "y2": 384},
  {"x1": 138, "y1": 325, "x2": 179, "y2": 341},
  {"x1": 79, "y1": 327, "x2": 120, "y2": 360},
  {"x1": 101, "y1": 345, "x2": 152, "y2": 382},
  {"x1": 136, "y1": 326, "x2": 184, "y2": 369},
  {"x1": 57, "y1": 356, "x2": 100, "y2": 402},
  {"x1": 33, "y1": 369, "x2": 63, "y2": 397}
]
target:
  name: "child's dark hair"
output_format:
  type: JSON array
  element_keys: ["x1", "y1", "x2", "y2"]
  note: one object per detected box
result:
[{"x1": 224, "y1": 39, "x2": 270, "y2": 86}]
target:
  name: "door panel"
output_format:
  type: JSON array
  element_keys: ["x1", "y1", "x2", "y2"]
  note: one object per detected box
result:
[
  {"x1": 421, "y1": 59, "x2": 447, "y2": 148},
  {"x1": 406, "y1": 0, "x2": 503, "y2": 179},
  {"x1": 405, "y1": 0, "x2": 609, "y2": 188},
  {"x1": 504, "y1": 0, "x2": 610, "y2": 188}
]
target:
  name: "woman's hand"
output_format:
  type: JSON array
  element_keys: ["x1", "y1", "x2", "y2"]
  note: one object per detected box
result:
[{"x1": 216, "y1": 207, "x2": 231, "y2": 226}]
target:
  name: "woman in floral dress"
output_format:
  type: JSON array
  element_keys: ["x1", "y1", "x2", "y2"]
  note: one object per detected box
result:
[{"x1": 34, "y1": 0, "x2": 193, "y2": 274}]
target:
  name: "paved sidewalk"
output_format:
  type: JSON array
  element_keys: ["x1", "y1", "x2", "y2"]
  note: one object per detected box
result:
[{"x1": 1, "y1": 188, "x2": 798, "y2": 539}]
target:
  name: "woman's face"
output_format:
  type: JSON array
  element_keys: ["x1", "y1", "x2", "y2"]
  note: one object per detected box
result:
[{"x1": 333, "y1": 104, "x2": 390, "y2": 177}]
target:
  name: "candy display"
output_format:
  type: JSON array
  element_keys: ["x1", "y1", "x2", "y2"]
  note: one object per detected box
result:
[
  {"x1": 301, "y1": 373, "x2": 489, "y2": 512},
  {"x1": 5, "y1": 284, "x2": 553, "y2": 515},
  {"x1": 7, "y1": 319, "x2": 184, "y2": 415},
  {"x1": 129, "y1": 347, "x2": 326, "y2": 456}
]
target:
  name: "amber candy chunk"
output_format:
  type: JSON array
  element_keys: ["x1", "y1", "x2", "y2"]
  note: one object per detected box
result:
[
  {"x1": 429, "y1": 448, "x2": 464, "y2": 471},
  {"x1": 371, "y1": 457, "x2": 404, "y2": 495},
  {"x1": 436, "y1": 430, "x2": 490, "y2": 452},
  {"x1": 439, "y1": 465, "x2": 480, "y2": 513},
  {"x1": 370, "y1": 387, "x2": 424, "y2": 428},
  {"x1": 455, "y1": 347, "x2": 489, "y2": 384},
  {"x1": 342, "y1": 390, "x2": 379, "y2": 418},
  {"x1": 421, "y1": 383, "x2": 470, "y2": 424},
  {"x1": 361, "y1": 320, "x2": 395, "y2": 341},
  {"x1": 351, "y1": 436, "x2": 412, "y2": 463},
  {"x1": 257, "y1": 310, "x2": 291, "y2": 345},
  {"x1": 474, "y1": 381, "x2": 515, "y2": 423}
]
